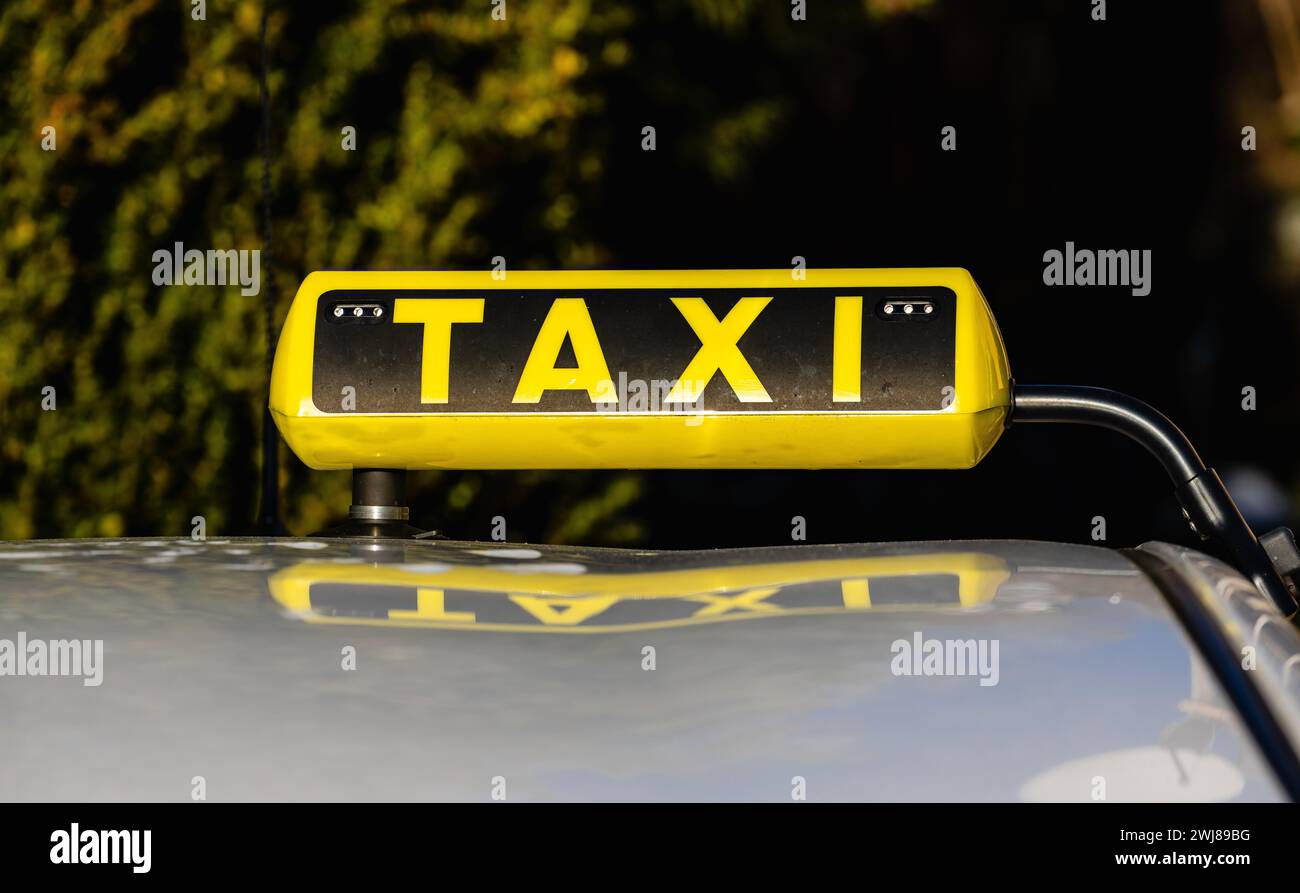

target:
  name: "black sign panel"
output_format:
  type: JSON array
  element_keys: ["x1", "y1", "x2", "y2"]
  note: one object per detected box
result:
[{"x1": 311, "y1": 287, "x2": 955, "y2": 414}]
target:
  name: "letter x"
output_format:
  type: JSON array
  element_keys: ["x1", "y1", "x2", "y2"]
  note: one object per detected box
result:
[
  {"x1": 689, "y1": 587, "x2": 781, "y2": 617},
  {"x1": 664, "y1": 297, "x2": 772, "y2": 403}
]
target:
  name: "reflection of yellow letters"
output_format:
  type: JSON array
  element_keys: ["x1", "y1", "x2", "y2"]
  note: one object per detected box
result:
[
  {"x1": 688, "y1": 587, "x2": 781, "y2": 617},
  {"x1": 509, "y1": 594, "x2": 621, "y2": 626},
  {"x1": 664, "y1": 298, "x2": 772, "y2": 403},
  {"x1": 388, "y1": 589, "x2": 476, "y2": 624},
  {"x1": 393, "y1": 299, "x2": 485, "y2": 403},
  {"x1": 513, "y1": 299, "x2": 616, "y2": 403},
  {"x1": 841, "y1": 578, "x2": 871, "y2": 608}
]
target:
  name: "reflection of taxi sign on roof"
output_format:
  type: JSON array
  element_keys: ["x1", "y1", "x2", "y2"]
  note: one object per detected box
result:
[
  {"x1": 268, "y1": 551, "x2": 1011, "y2": 633},
  {"x1": 269, "y1": 268, "x2": 1010, "y2": 470},
  {"x1": 269, "y1": 267, "x2": 1299, "y2": 617}
]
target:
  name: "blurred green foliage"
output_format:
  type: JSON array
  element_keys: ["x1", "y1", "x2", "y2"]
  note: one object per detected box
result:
[{"x1": 0, "y1": 0, "x2": 922, "y2": 542}]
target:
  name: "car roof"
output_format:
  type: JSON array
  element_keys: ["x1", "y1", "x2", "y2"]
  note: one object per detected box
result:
[{"x1": 0, "y1": 536, "x2": 1285, "y2": 801}]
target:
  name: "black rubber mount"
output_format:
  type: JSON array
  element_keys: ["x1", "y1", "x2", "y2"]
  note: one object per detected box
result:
[{"x1": 314, "y1": 468, "x2": 430, "y2": 539}]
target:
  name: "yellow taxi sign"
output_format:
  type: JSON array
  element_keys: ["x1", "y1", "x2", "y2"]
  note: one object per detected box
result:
[{"x1": 269, "y1": 268, "x2": 1011, "y2": 470}]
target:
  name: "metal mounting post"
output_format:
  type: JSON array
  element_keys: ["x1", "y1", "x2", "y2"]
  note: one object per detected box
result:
[
  {"x1": 315, "y1": 468, "x2": 427, "y2": 539},
  {"x1": 1011, "y1": 384, "x2": 1297, "y2": 616}
]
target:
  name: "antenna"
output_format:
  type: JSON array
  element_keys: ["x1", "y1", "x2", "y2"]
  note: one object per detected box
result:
[{"x1": 257, "y1": 4, "x2": 285, "y2": 536}]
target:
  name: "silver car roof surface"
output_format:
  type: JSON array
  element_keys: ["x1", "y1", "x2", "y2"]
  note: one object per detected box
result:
[{"x1": 0, "y1": 536, "x2": 1289, "y2": 802}]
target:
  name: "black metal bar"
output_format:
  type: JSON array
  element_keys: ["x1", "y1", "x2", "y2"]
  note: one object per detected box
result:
[
  {"x1": 1011, "y1": 384, "x2": 1296, "y2": 616},
  {"x1": 1012, "y1": 385, "x2": 1203, "y2": 483}
]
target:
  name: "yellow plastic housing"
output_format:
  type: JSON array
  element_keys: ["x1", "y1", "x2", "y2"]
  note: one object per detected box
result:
[{"x1": 269, "y1": 268, "x2": 1012, "y2": 470}]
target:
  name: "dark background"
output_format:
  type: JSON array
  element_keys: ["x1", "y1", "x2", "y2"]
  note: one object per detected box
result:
[
  {"x1": 470, "y1": 0, "x2": 1300, "y2": 552},
  {"x1": 3, "y1": 0, "x2": 1297, "y2": 553},
  {"x1": 621, "y1": 0, "x2": 1299, "y2": 550}
]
